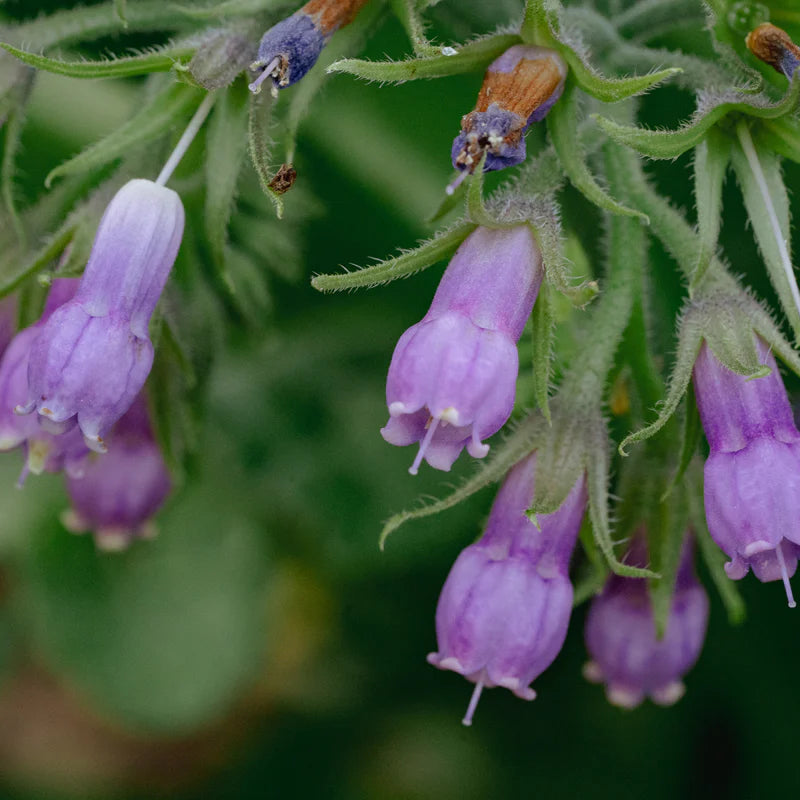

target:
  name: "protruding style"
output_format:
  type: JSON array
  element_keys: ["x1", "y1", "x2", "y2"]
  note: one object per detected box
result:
[
  {"x1": 693, "y1": 338, "x2": 800, "y2": 604},
  {"x1": 63, "y1": 393, "x2": 171, "y2": 552},
  {"x1": 19, "y1": 179, "x2": 185, "y2": 453},
  {"x1": 746, "y1": 23, "x2": 800, "y2": 79},
  {"x1": 428, "y1": 454, "x2": 587, "y2": 725},
  {"x1": 584, "y1": 537, "x2": 709, "y2": 709},
  {"x1": 249, "y1": 0, "x2": 370, "y2": 94},
  {"x1": 381, "y1": 225, "x2": 543, "y2": 473},
  {"x1": 449, "y1": 45, "x2": 567, "y2": 188}
]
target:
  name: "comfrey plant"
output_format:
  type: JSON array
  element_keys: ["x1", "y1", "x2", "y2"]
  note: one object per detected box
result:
[{"x1": 1, "y1": 0, "x2": 800, "y2": 744}]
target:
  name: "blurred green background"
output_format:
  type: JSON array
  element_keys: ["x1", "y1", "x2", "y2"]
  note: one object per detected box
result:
[{"x1": 0, "y1": 0, "x2": 799, "y2": 798}]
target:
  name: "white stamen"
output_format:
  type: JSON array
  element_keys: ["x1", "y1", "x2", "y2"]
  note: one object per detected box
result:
[
  {"x1": 736, "y1": 121, "x2": 800, "y2": 324},
  {"x1": 775, "y1": 543, "x2": 797, "y2": 608},
  {"x1": 155, "y1": 92, "x2": 217, "y2": 188},
  {"x1": 248, "y1": 56, "x2": 281, "y2": 95},
  {"x1": 445, "y1": 170, "x2": 469, "y2": 196},
  {"x1": 462, "y1": 680, "x2": 484, "y2": 726},
  {"x1": 409, "y1": 416, "x2": 440, "y2": 475}
]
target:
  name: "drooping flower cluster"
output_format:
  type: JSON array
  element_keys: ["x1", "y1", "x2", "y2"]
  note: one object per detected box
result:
[
  {"x1": 584, "y1": 537, "x2": 709, "y2": 709},
  {"x1": 693, "y1": 338, "x2": 800, "y2": 604},
  {"x1": 381, "y1": 225, "x2": 543, "y2": 474},
  {"x1": 428, "y1": 453, "x2": 587, "y2": 724}
]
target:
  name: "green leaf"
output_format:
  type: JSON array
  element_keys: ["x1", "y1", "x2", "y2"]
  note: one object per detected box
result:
[
  {"x1": 548, "y1": 83, "x2": 647, "y2": 221},
  {"x1": 731, "y1": 124, "x2": 800, "y2": 343},
  {"x1": 391, "y1": 0, "x2": 437, "y2": 55},
  {"x1": 594, "y1": 76, "x2": 800, "y2": 160},
  {"x1": 1, "y1": 92, "x2": 26, "y2": 246},
  {"x1": 22, "y1": 494, "x2": 268, "y2": 733},
  {"x1": 530, "y1": 283, "x2": 554, "y2": 423},
  {"x1": 45, "y1": 82, "x2": 202, "y2": 187},
  {"x1": 114, "y1": 0, "x2": 128, "y2": 26},
  {"x1": 311, "y1": 222, "x2": 474, "y2": 292},
  {"x1": 379, "y1": 413, "x2": 549, "y2": 548},
  {"x1": 691, "y1": 129, "x2": 730, "y2": 288},
  {"x1": 759, "y1": 117, "x2": 800, "y2": 163},
  {"x1": 0, "y1": 42, "x2": 194, "y2": 79},
  {"x1": 567, "y1": 60, "x2": 680, "y2": 105},
  {"x1": 327, "y1": 33, "x2": 521, "y2": 83},
  {"x1": 205, "y1": 82, "x2": 248, "y2": 278},
  {"x1": 247, "y1": 88, "x2": 283, "y2": 217}
]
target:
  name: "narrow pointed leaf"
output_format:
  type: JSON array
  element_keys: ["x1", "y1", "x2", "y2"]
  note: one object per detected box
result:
[
  {"x1": 247, "y1": 88, "x2": 283, "y2": 217},
  {"x1": 379, "y1": 413, "x2": 547, "y2": 548},
  {"x1": 548, "y1": 84, "x2": 647, "y2": 220},
  {"x1": 0, "y1": 42, "x2": 194, "y2": 79},
  {"x1": 758, "y1": 117, "x2": 800, "y2": 164},
  {"x1": 391, "y1": 0, "x2": 436, "y2": 55},
  {"x1": 731, "y1": 132, "x2": 800, "y2": 343},
  {"x1": 1, "y1": 100, "x2": 25, "y2": 246},
  {"x1": 45, "y1": 83, "x2": 201, "y2": 187},
  {"x1": 327, "y1": 34, "x2": 520, "y2": 83},
  {"x1": 114, "y1": 0, "x2": 128, "y2": 25},
  {"x1": 311, "y1": 223, "x2": 475, "y2": 292},
  {"x1": 568, "y1": 59, "x2": 679, "y2": 104},
  {"x1": 662, "y1": 383, "x2": 702, "y2": 500},
  {"x1": 691, "y1": 130, "x2": 729, "y2": 288},
  {"x1": 530, "y1": 283, "x2": 554, "y2": 422},
  {"x1": 205, "y1": 82, "x2": 248, "y2": 278}
]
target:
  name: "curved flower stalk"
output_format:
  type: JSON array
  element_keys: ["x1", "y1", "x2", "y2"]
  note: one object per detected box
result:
[
  {"x1": 381, "y1": 224, "x2": 543, "y2": 474},
  {"x1": 62, "y1": 393, "x2": 171, "y2": 552},
  {"x1": 0, "y1": 279, "x2": 89, "y2": 483},
  {"x1": 584, "y1": 537, "x2": 709, "y2": 709},
  {"x1": 429, "y1": 453, "x2": 586, "y2": 725},
  {"x1": 694, "y1": 338, "x2": 800, "y2": 604},
  {"x1": 249, "y1": 0, "x2": 370, "y2": 94},
  {"x1": 18, "y1": 179, "x2": 185, "y2": 453}
]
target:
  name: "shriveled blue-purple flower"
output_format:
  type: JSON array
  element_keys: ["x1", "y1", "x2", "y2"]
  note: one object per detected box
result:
[
  {"x1": 584, "y1": 538, "x2": 709, "y2": 709},
  {"x1": 249, "y1": 0, "x2": 369, "y2": 93},
  {"x1": 428, "y1": 453, "x2": 587, "y2": 724},
  {"x1": 19, "y1": 179, "x2": 184, "y2": 453},
  {"x1": 746, "y1": 23, "x2": 800, "y2": 78},
  {"x1": 0, "y1": 279, "x2": 89, "y2": 482},
  {"x1": 693, "y1": 338, "x2": 800, "y2": 605},
  {"x1": 63, "y1": 393, "x2": 171, "y2": 551},
  {"x1": 381, "y1": 225, "x2": 543, "y2": 474},
  {"x1": 449, "y1": 45, "x2": 566, "y2": 189}
]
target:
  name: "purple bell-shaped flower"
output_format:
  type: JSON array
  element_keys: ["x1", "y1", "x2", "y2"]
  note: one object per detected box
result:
[
  {"x1": 19, "y1": 179, "x2": 184, "y2": 453},
  {"x1": 0, "y1": 279, "x2": 89, "y2": 483},
  {"x1": 428, "y1": 453, "x2": 587, "y2": 725},
  {"x1": 584, "y1": 537, "x2": 709, "y2": 709},
  {"x1": 693, "y1": 338, "x2": 800, "y2": 606},
  {"x1": 381, "y1": 225, "x2": 543, "y2": 474},
  {"x1": 62, "y1": 393, "x2": 171, "y2": 551}
]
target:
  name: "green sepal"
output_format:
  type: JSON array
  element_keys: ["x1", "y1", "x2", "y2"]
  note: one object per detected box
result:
[
  {"x1": 0, "y1": 80, "x2": 29, "y2": 247},
  {"x1": 179, "y1": 28, "x2": 255, "y2": 90},
  {"x1": 520, "y1": 0, "x2": 557, "y2": 45},
  {"x1": 327, "y1": 33, "x2": 521, "y2": 83},
  {"x1": 594, "y1": 75, "x2": 800, "y2": 160},
  {"x1": 465, "y1": 155, "x2": 501, "y2": 228},
  {"x1": 45, "y1": 82, "x2": 202, "y2": 187},
  {"x1": 585, "y1": 427, "x2": 657, "y2": 578},
  {"x1": 378, "y1": 412, "x2": 548, "y2": 549},
  {"x1": 311, "y1": 222, "x2": 475, "y2": 292},
  {"x1": 572, "y1": 515, "x2": 608, "y2": 605},
  {"x1": 687, "y1": 460, "x2": 746, "y2": 624},
  {"x1": 0, "y1": 42, "x2": 194, "y2": 79},
  {"x1": 619, "y1": 315, "x2": 703, "y2": 455},
  {"x1": 691, "y1": 129, "x2": 730, "y2": 289},
  {"x1": 730, "y1": 128, "x2": 800, "y2": 344},
  {"x1": 205, "y1": 83, "x2": 248, "y2": 285},
  {"x1": 646, "y1": 478, "x2": 690, "y2": 638},
  {"x1": 530, "y1": 282, "x2": 554, "y2": 423},
  {"x1": 391, "y1": 0, "x2": 437, "y2": 56},
  {"x1": 247, "y1": 88, "x2": 283, "y2": 217},
  {"x1": 547, "y1": 82, "x2": 648, "y2": 221},
  {"x1": 661, "y1": 382, "x2": 702, "y2": 501}
]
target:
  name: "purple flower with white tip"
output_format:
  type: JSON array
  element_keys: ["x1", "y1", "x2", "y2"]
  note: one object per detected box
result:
[
  {"x1": 381, "y1": 225, "x2": 543, "y2": 474},
  {"x1": 584, "y1": 537, "x2": 709, "y2": 709},
  {"x1": 449, "y1": 45, "x2": 566, "y2": 192},
  {"x1": 18, "y1": 179, "x2": 184, "y2": 454},
  {"x1": 249, "y1": 0, "x2": 369, "y2": 94},
  {"x1": 428, "y1": 453, "x2": 587, "y2": 725},
  {"x1": 693, "y1": 338, "x2": 800, "y2": 606},
  {"x1": 0, "y1": 279, "x2": 89, "y2": 483},
  {"x1": 63, "y1": 393, "x2": 171, "y2": 552}
]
